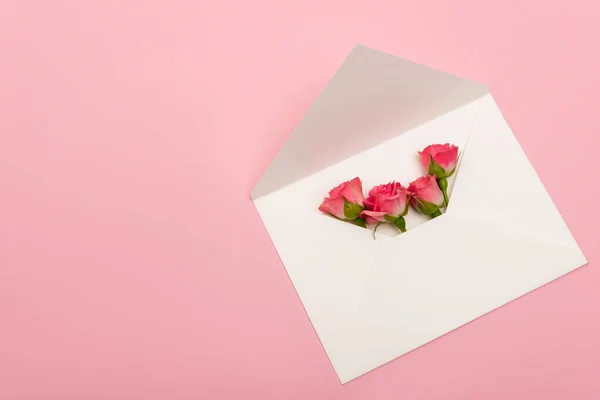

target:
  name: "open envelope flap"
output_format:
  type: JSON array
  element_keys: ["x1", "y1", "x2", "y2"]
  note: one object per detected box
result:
[
  {"x1": 252, "y1": 45, "x2": 489, "y2": 200},
  {"x1": 449, "y1": 94, "x2": 585, "y2": 254}
]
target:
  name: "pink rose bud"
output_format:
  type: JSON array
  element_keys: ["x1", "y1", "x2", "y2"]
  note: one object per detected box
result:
[
  {"x1": 408, "y1": 175, "x2": 445, "y2": 217},
  {"x1": 318, "y1": 177, "x2": 366, "y2": 225},
  {"x1": 418, "y1": 143, "x2": 458, "y2": 207},
  {"x1": 360, "y1": 182, "x2": 410, "y2": 232},
  {"x1": 418, "y1": 143, "x2": 459, "y2": 179}
]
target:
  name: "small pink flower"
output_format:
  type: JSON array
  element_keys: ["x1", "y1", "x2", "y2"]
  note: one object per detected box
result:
[
  {"x1": 360, "y1": 182, "x2": 410, "y2": 225},
  {"x1": 408, "y1": 175, "x2": 445, "y2": 216},
  {"x1": 318, "y1": 177, "x2": 365, "y2": 221},
  {"x1": 418, "y1": 143, "x2": 459, "y2": 178}
]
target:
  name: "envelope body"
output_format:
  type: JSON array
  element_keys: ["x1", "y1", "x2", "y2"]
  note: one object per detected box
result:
[{"x1": 251, "y1": 45, "x2": 587, "y2": 383}]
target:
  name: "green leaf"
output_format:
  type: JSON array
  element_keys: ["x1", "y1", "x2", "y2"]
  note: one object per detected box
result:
[
  {"x1": 343, "y1": 198, "x2": 363, "y2": 220},
  {"x1": 349, "y1": 218, "x2": 367, "y2": 228},
  {"x1": 383, "y1": 214, "x2": 398, "y2": 223},
  {"x1": 393, "y1": 216, "x2": 406, "y2": 232}
]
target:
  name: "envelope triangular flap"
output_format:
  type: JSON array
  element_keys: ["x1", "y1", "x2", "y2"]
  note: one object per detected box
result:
[{"x1": 252, "y1": 45, "x2": 489, "y2": 200}]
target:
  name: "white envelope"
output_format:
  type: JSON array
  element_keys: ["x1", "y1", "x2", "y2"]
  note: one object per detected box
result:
[{"x1": 251, "y1": 45, "x2": 587, "y2": 383}]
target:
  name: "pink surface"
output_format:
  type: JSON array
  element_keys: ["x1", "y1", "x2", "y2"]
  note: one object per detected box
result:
[{"x1": 1, "y1": 1, "x2": 599, "y2": 399}]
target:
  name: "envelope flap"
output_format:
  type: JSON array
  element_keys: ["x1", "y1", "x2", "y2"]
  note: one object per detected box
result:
[{"x1": 252, "y1": 45, "x2": 489, "y2": 200}]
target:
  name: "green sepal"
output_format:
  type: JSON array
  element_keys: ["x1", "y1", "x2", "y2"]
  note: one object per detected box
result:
[
  {"x1": 430, "y1": 209, "x2": 442, "y2": 218},
  {"x1": 445, "y1": 152, "x2": 459, "y2": 178},
  {"x1": 393, "y1": 216, "x2": 406, "y2": 232},
  {"x1": 427, "y1": 155, "x2": 446, "y2": 178},
  {"x1": 400, "y1": 202, "x2": 410, "y2": 217},
  {"x1": 343, "y1": 198, "x2": 363, "y2": 220},
  {"x1": 445, "y1": 166, "x2": 456, "y2": 178},
  {"x1": 349, "y1": 217, "x2": 367, "y2": 228},
  {"x1": 413, "y1": 198, "x2": 440, "y2": 215},
  {"x1": 383, "y1": 214, "x2": 398, "y2": 223},
  {"x1": 427, "y1": 155, "x2": 456, "y2": 179}
]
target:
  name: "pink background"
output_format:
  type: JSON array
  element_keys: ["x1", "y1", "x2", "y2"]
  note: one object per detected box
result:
[{"x1": 1, "y1": 1, "x2": 599, "y2": 399}]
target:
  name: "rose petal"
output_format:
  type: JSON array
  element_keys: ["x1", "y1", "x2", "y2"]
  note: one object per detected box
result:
[{"x1": 360, "y1": 210, "x2": 388, "y2": 223}]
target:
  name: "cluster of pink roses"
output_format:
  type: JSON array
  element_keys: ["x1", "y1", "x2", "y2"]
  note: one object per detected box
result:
[{"x1": 318, "y1": 144, "x2": 459, "y2": 233}]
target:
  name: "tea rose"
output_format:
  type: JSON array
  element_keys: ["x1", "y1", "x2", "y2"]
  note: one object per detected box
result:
[
  {"x1": 318, "y1": 177, "x2": 366, "y2": 225},
  {"x1": 408, "y1": 175, "x2": 445, "y2": 218},
  {"x1": 360, "y1": 182, "x2": 410, "y2": 232},
  {"x1": 418, "y1": 143, "x2": 458, "y2": 178}
]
